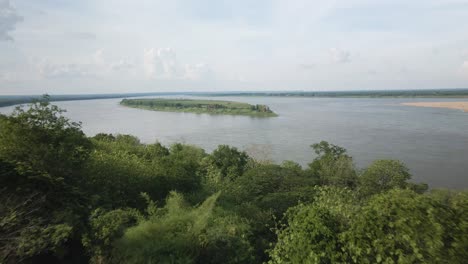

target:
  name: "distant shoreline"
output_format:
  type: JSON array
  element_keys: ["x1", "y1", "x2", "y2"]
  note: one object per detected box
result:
[
  {"x1": 2, "y1": 89, "x2": 468, "y2": 108},
  {"x1": 401, "y1": 102, "x2": 468, "y2": 112}
]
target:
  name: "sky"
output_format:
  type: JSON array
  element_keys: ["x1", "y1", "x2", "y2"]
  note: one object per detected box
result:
[{"x1": 1, "y1": 0, "x2": 468, "y2": 95}]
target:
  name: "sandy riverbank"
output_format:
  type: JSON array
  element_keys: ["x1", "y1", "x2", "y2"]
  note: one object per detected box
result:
[{"x1": 401, "y1": 102, "x2": 468, "y2": 112}]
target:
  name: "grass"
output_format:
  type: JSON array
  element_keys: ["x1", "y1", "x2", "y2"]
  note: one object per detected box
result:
[{"x1": 120, "y1": 98, "x2": 278, "y2": 117}]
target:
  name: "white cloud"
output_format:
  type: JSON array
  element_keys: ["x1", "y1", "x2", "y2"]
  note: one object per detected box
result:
[
  {"x1": 93, "y1": 49, "x2": 105, "y2": 65},
  {"x1": 329, "y1": 48, "x2": 351, "y2": 63},
  {"x1": 0, "y1": 0, "x2": 22, "y2": 41},
  {"x1": 144, "y1": 48, "x2": 184, "y2": 79},
  {"x1": 144, "y1": 48, "x2": 213, "y2": 80},
  {"x1": 2, "y1": 0, "x2": 468, "y2": 93}
]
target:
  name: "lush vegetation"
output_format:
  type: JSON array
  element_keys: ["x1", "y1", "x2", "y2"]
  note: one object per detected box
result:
[
  {"x1": 120, "y1": 98, "x2": 278, "y2": 117},
  {"x1": 1, "y1": 98, "x2": 467, "y2": 263}
]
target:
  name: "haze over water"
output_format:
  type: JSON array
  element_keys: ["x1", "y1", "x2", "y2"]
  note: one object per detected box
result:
[{"x1": 2, "y1": 96, "x2": 468, "y2": 189}]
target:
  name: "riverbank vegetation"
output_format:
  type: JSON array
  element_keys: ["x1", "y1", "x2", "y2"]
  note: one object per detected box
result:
[
  {"x1": 1, "y1": 99, "x2": 467, "y2": 263},
  {"x1": 120, "y1": 98, "x2": 278, "y2": 117}
]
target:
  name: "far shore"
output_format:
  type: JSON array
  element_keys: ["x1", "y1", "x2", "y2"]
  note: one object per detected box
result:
[{"x1": 401, "y1": 102, "x2": 468, "y2": 112}]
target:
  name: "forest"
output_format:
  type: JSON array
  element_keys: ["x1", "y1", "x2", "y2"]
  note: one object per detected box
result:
[{"x1": 0, "y1": 99, "x2": 467, "y2": 264}]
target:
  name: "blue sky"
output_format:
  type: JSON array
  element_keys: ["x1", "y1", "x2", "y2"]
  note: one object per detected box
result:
[{"x1": 1, "y1": 0, "x2": 468, "y2": 94}]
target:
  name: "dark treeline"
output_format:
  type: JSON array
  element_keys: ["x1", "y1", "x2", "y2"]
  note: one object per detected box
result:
[
  {"x1": 0, "y1": 99, "x2": 467, "y2": 263},
  {"x1": 203, "y1": 89, "x2": 468, "y2": 98},
  {"x1": 0, "y1": 93, "x2": 180, "y2": 107},
  {"x1": 2, "y1": 88, "x2": 468, "y2": 108}
]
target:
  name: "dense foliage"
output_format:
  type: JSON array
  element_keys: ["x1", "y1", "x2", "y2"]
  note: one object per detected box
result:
[
  {"x1": 120, "y1": 98, "x2": 277, "y2": 117},
  {"x1": 0, "y1": 98, "x2": 466, "y2": 263}
]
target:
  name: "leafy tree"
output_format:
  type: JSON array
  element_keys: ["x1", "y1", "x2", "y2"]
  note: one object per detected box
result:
[
  {"x1": 0, "y1": 158, "x2": 85, "y2": 263},
  {"x1": 0, "y1": 184, "x2": 73, "y2": 263},
  {"x1": 225, "y1": 164, "x2": 312, "y2": 214},
  {"x1": 268, "y1": 188, "x2": 468, "y2": 264},
  {"x1": 221, "y1": 163, "x2": 315, "y2": 262},
  {"x1": 268, "y1": 187, "x2": 358, "y2": 264},
  {"x1": 359, "y1": 160, "x2": 411, "y2": 196},
  {"x1": 143, "y1": 142, "x2": 170, "y2": 160},
  {"x1": 0, "y1": 97, "x2": 92, "y2": 181},
  {"x1": 83, "y1": 149, "x2": 168, "y2": 209},
  {"x1": 344, "y1": 189, "x2": 445, "y2": 263},
  {"x1": 82, "y1": 208, "x2": 143, "y2": 264},
  {"x1": 113, "y1": 192, "x2": 254, "y2": 264},
  {"x1": 0, "y1": 99, "x2": 92, "y2": 262},
  {"x1": 307, "y1": 141, "x2": 357, "y2": 188},
  {"x1": 202, "y1": 145, "x2": 250, "y2": 188},
  {"x1": 311, "y1": 141, "x2": 348, "y2": 159},
  {"x1": 92, "y1": 133, "x2": 116, "y2": 142},
  {"x1": 163, "y1": 143, "x2": 207, "y2": 193},
  {"x1": 84, "y1": 141, "x2": 205, "y2": 208},
  {"x1": 428, "y1": 189, "x2": 468, "y2": 263},
  {"x1": 359, "y1": 160, "x2": 429, "y2": 197}
]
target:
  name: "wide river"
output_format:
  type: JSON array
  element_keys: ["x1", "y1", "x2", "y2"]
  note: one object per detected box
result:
[{"x1": 1, "y1": 96, "x2": 468, "y2": 189}]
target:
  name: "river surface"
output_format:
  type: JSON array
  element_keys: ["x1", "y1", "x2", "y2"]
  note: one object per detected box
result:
[{"x1": 1, "y1": 96, "x2": 468, "y2": 189}]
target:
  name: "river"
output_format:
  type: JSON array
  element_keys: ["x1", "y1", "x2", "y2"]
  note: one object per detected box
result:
[{"x1": 1, "y1": 96, "x2": 468, "y2": 189}]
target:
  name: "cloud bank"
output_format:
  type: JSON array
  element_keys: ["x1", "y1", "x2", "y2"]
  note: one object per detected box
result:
[
  {"x1": 1, "y1": 0, "x2": 468, "y2": 94},
  {"x1": 144, "y1": 48, "x2": 212, "y2": 81}
]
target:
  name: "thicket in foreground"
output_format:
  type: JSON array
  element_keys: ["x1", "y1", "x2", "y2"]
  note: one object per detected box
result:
[{"x1": 0, "y1": 99, "x2": 466, "y2": 264}]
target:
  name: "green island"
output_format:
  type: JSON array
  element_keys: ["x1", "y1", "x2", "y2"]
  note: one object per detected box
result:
[
  {"x1": 1, "y1": 98, "x2": 467, "y2": 263},
  {"x1": 120, "y1": 98, "x2": 278, "y2": 117}
]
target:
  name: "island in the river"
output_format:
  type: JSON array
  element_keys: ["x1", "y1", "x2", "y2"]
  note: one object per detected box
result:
[
  {"x1": 402, "y1": 101, "x2": 468, "y2": 112},
  {"x1": 120, "y1": 98, "x2": 278, "y2": 117}
]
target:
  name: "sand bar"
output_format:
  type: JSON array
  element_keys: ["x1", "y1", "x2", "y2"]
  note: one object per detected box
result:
[{"x1": 401, "y1": 102, "x2": 468, "y2": 112}]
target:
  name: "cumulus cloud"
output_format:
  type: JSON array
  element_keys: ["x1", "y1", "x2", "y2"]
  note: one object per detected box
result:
[
  {"x1": 144, "y1": 48, "x2": 183, "y2": 79},
  {"x1": 329, "y1": 48, "x2": 351, "y2": 63},
  {"x1": 93, "y1": 49, "x2": 105, "y2": 65},
  {"x1": 0, "y1": 0, "x2": 23, "y2": 41},
  {"x1": 144, "y1": 48, "x2": 213, "y2": 80}
]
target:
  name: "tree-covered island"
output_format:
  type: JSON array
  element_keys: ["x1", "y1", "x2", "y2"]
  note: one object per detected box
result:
[{"x1": 120, "y1": 98, "x2": 278, "y2": 117}]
